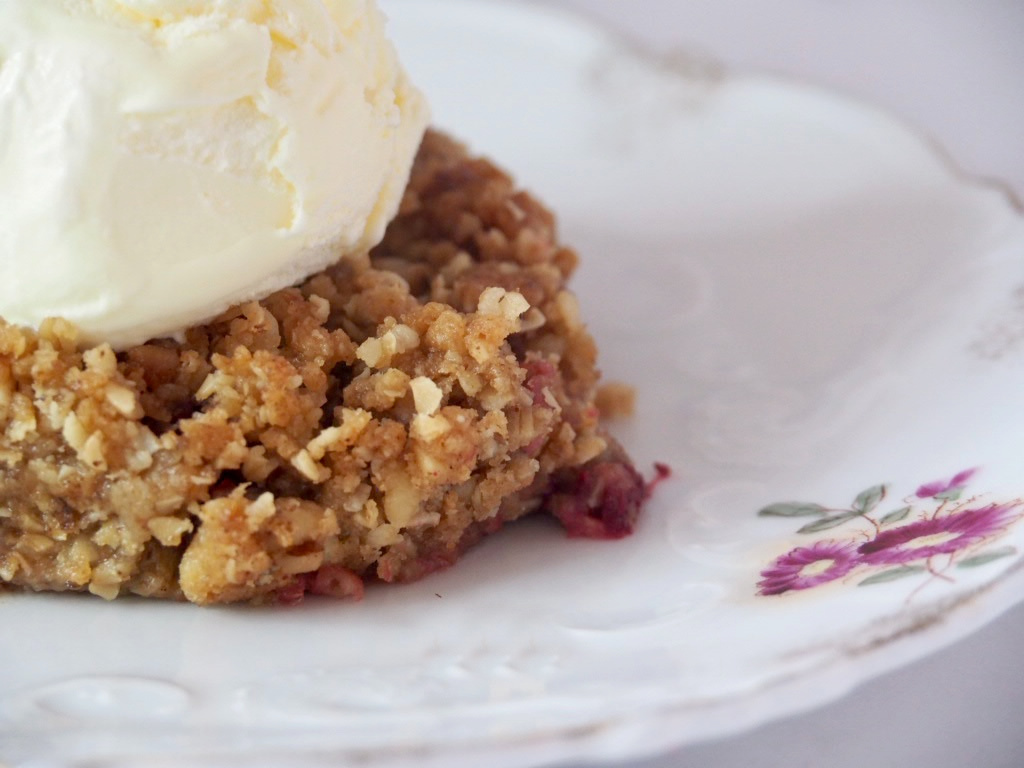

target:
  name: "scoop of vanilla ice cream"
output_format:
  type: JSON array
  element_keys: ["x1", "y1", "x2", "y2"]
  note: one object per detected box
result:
[{"x1": 0, "y1": 0, "x2": 428, "y2": 349}]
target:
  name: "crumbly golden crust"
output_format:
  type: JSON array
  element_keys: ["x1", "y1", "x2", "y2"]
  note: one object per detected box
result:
[{"x1": 0, "y1": 131, "x2": 643, "y2": 605}]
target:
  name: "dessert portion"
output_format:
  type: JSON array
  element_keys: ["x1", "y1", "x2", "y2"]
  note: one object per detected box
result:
[
  {"x1": 0, "y1": 131, "x2": 645, "y2": 604},
  {"x1": 0, "y1": 1, "x2": 645, "y2": 604},
  {"x1": 0, "y1": 0, "x2": 427, "y2": 349}
]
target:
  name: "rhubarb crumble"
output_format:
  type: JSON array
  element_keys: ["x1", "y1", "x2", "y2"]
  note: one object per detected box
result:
[{"x1": 0, "y1": 131, "x2": 645, "y2": 604}]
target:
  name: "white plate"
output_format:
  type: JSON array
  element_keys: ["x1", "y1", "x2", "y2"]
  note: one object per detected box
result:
[{"x1": 5, "y1": 2, "x2": 1024, "y2": 766}]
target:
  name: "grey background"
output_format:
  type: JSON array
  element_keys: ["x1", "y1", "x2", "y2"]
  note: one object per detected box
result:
[{"x1": 519, "y1": 2, "x2": 1024, "y2": 767}]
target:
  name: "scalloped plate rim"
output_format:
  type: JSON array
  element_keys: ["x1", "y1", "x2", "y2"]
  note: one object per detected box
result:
[{"x1": 5, "y1": 2, "x2": 1024, "y2": 767}]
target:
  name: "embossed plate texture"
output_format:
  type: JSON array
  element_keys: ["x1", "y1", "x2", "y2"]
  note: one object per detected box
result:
[{"x1": 3, "y1": 2, "x2": 1024, "y2": 766}]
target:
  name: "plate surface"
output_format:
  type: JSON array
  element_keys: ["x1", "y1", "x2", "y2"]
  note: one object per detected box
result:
[{"x1": 4, "y1": 2, "x2": 1024, "y2": 766}]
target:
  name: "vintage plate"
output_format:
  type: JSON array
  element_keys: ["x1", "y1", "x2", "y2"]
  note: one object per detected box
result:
[{"x1": 4, "y1": 1, "x2": 1024, "y2": 766}]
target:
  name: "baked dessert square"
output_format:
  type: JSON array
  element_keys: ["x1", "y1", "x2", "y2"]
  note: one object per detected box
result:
[{"x1": 0, "y1": 131, "x2": 645, "y2": 604}]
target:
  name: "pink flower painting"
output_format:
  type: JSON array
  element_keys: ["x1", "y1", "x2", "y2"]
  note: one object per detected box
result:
[
  {"x1": 757, "y1": 541, "x2": 861, "y2": 596},
  {"x1": 757, "y1": 469, "x2": 1022, "y2": 597},
  {"x1": 859, "y1": 503, "x2": 1019, "y2": 565}
]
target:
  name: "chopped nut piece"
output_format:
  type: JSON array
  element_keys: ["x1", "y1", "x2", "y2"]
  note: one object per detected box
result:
[
  {"x1": 83, "y1": 345, "x2": 117, "y2": 376},
  {"x1": 519, "y1": 307, "x2": 547, "y2": 332},
  {"x1": 80, "y1": 432, "x2": 107, "y2": 470},
  {"x1": 105, "y1": 384, "x2": 139, "y2": 416},
  {"x1": 356, "y1": 337, "x2": 384, "y2": 368},
  {"x1": 307, "y1": 427, "x2": 344, "y2": 461},
  {"x1": 391, "y1": 324, "x2": 420, "y2": 352},
  {"x1": 291, "y1": 449, "x2": 329, "y2": 483},
  {"x1": 477, "y1": 286, "x2": 506, "y2": 316},
  {"x1": 410, "y1": 376, "x2": 444, "y2": 415},
  {"x1": 381, "y1": 465, "x2": 421, "y2": 529},
  {"x1": 555, "y1": 290, "x2": 582, "y2": 330},
  {"x1": 308, "y1": 294, "x2": 331, "y2": 323},
  {"x1": 148, "y1": 516, "x2": 195, "y2": 547},
  {"x1": 500, "y1": 291, "x2": 530, "y2": 322},
  {"x1": 411, "y1": 413, "x2": 451, "y2": 442},
  {"x1": 245, "y1": 493, "x2": 277, "y2": 529},
  {"x1": 62, "y1": 412, "x2": 87, "y2": 452}
]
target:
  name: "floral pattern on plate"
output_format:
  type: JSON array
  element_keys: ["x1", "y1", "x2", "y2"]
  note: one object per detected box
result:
[
  {"x1": 757, "y1": 470, "x2": 1023, "y2": 596},
  {"x1": 7, "y1": 4, "x2": 1024, "y2": 767}
]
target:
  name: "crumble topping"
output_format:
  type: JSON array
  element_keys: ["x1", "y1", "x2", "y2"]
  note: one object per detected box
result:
[{"x1": 0, "y1": 131, "x2": 644, "y2": 604}]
